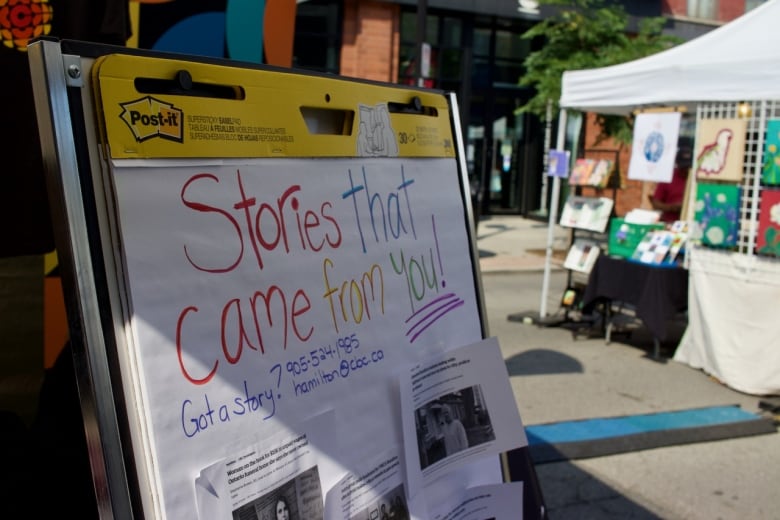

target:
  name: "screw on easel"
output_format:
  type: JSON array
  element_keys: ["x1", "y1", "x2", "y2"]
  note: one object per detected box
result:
[
  {"x1": 67, "y1": 64, "x2": 81, "y2": 79},
  {"x1": 176, "y1": 70, "x2": 193, "y2": 91}
]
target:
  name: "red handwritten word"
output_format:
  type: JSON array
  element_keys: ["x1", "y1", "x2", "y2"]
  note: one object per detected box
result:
[
  {"x1": 174, "y1": 168, "x2": 340, "y2": 385},
  {"x1": 180, "y1": 169, "x2": 342, "y2": 273},
  {"x1": 176, "y1": 284, "x2": 313, "y2": 385}
]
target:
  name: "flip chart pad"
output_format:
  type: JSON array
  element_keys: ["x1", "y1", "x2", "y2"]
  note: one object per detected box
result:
[{"x1": 90, "y1": 53, "x2": 491, "y2": 518}]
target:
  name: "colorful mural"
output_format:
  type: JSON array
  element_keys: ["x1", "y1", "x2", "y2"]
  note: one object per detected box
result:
[
  {"x1": 0, "y1": 0, "x2": 54, "y2": 52},
  {"x1": 135, "y1": 0, "x2": 296, "y2": 65}
]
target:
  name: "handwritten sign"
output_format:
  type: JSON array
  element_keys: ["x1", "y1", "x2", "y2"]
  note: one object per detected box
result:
[{"x1": 112, "y1": 157, "x2": 482, "y2": 517}]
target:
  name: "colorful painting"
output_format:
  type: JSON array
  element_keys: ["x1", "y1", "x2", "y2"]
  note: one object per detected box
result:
[
  {"x1": 563, "y1": 239, "x2": 600, "y2": 274},
  {"x1": 627, "y1": 112, "x2": 681, "y2": 182},
  {"x1": 588, "y1": 159, "x2": 614, "y2": 188},
  {"x1": 756, "y1": 189, "x2": 780, "y2": 256},
  {"x1": 569, "y1": 158, "x2": 596, "y2": 185},
  {"x1": 693, "y1": 183, "x2": 740, "y2": 248},
  {"x1": 631, "y1": 230, "x2": 674, "y2": 265},
  {"x1": 559, "y1": 196, "x2": 614, "y2": 233},
  {"x1": 761, "y1": 119, "x2": 780, "y2": 185},
  {"x1": 694, "y1": 118, "x2": 747, "y2": 182},
  {"x1": 666, "y1": 230, "x2": 687, "y2": 265}
]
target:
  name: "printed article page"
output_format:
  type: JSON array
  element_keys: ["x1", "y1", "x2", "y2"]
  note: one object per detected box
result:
[
  {"x1": 195, "y1": 411, "x2": 342, "y2": 519},
  {"x1": 324, "y1": 448, "x2": 426, "y2": 520},
  {"x1": 399, "y1": 337, "x2": 528, "y2": 496},
  {"x1": 430, "y1": 482, "x2": 524, "y2": 520}
]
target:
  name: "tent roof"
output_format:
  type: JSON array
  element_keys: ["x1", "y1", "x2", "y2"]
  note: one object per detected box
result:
[{"x1": 560, "y1": 0, "x2": 780, "y2": 115}]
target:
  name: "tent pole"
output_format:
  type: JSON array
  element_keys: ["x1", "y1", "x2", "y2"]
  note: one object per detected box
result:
[
  {"x1": 539, "y1": 99, "x2": 552, "y2": 213},
  {"x1": 539, "y1": 108, "x2": 568, "y2": 318}
]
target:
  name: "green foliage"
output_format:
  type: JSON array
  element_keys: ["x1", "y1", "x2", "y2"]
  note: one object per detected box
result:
[{"x1": 519, "y1": 0, "x2": 681, "y2": 144}]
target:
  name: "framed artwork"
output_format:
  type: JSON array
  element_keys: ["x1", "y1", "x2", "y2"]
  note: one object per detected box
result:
[
  {"x1": 563, "y1": 239, "x2": 601, "y2": 274},
  {"x1": 627, "y1": 111, "x2": 681, "y2": 182},
  {"x1": 560, "y1": 286, "x2": 583, "y2": 309},
  {"x1": 756, "y1": 188, "x2": 780, "y2": 256},
  {"x1": 631, "y1": 230, "x2": 678, "y2": 265},
  {"x1": 666, "y1": 230, "x2": 687, "y2": 264},
  {"x1": 588, "y1": 159, "x2": 614, "y2": 188},
  {"x1": 559, "y1": 195, "x2": 614, "y2": 233},
  {"x1": 693, "y1": 182, "x2": 741, "y2": 247},
  {"x1": 569, "y1": 158, "x2": 596, "y2": 185},
  {"x1": 548, "y1": 149, "x2": 570, "y2": 178},
  {"x1": 694, "y1": 118, "x2": 747, "y2": 182},
  {"x1": 761, "y1": 119, "x2": 780, "y2": 186}
]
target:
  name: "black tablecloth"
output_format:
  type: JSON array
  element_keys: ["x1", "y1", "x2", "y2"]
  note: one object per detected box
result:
[{"x1": 582, "y1": 256, "x2": 689, "y2": 341}]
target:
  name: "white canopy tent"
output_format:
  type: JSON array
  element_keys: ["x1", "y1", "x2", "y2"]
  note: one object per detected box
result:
[
  {"x1": 539, "y1": 0, "x2": 780, "y2": 395},
  {"x1": 559, "y1": 0, "x2": 780, "y2": 115}
]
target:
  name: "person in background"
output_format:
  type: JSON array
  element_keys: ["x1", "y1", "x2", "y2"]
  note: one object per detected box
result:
[
  {"x1": 649, "y1": 137, "x2": 693, "y2": 223},
  {"x1": 440, "y1": 404, "x2": 468, "y2": 455}
]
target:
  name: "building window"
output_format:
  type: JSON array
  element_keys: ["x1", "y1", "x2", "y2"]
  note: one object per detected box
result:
[
  {"x1": 492, "y1": 30, "x2": 528, "y2": 87},
  {"x1": 687, "y1": 0, "x2": 717, "y2": 19},
  {"x1": 293, "y1": 0, "x2": 341, "y2": 74},
  {"x1": 398, "y1": 10, "x2": 464, "y2": 89},
  {"x1": 745, "y1": 0, "x2": 767, "y2": 11}
]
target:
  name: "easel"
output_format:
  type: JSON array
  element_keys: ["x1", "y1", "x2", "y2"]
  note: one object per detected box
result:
[{"x1": 29, "y1": 38, "x2": 546, "y2": 519}]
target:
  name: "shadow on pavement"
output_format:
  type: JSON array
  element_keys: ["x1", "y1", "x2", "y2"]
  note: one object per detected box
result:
[
  {"x1": 605, "y1": 318, "x2": 688, "y2": 362},
  {"x1": 515, "y1": 311, "x2": 689, "y2": 364},
  {"x1": 534, "y1": 461, "x2": 663, "y2": 519},
  {"x1": 505, "y1": 349, "x2": 583, "y2": 376},
  {"x1": 504, "y1": 446, "x2": 663, "y2": 519}
]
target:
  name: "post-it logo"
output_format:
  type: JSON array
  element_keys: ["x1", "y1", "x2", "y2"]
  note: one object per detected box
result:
[{"x1": 119, "y1": 96, "x2": 183, "y2": 143}]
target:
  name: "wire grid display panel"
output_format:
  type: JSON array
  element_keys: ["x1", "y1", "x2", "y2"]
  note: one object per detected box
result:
[{"x1": 695, "y1": 100, "x2": 780, "y2": 255}]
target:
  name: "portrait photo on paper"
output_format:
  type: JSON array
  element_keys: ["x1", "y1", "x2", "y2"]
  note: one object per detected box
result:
[
  {"x1": 413, "y1": 385, "x2": 495, "y2": 471},
  {"x1": 346, "y1": 483, "x2": 410, "y2": 520},
  {"x1": 230, "y1": 466, "x2": 322, "y2": 520}
]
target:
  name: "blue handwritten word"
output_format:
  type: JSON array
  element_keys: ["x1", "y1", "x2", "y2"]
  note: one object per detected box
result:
[
  {"x1": 342, "y1": 165, "x2": 417, "y2": 254},
  {"x1": 293, "y1": 348, "x2": 385, "y2": 396},
  {"x1": 180, "y1": 379, "x2": 276, "y2": 438},
  {"x1": 284, "y1": 343, "x2": 340, "y2": 375}
]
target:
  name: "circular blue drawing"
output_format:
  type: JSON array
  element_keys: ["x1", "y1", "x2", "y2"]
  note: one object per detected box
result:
[{"x1": 643, "y1": 131, "x2": 664, "y2": 163}]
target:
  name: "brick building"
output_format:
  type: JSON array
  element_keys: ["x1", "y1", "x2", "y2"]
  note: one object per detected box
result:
[{"x1": 136, "y1": 0, "x2": 766, "y2": 219}]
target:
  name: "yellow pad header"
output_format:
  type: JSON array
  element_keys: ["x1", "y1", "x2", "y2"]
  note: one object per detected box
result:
[{"x1": 92, "y1": 54, "x2": 455, "y2": 160}]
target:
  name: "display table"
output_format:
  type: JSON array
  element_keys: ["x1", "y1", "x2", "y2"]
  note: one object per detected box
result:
[{"x1": 582, "y1": 255, "x2": 688, "y2": 355}]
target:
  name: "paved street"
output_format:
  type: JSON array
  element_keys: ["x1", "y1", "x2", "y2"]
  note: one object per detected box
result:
[{"x1": 475, "y1": 215, "x2": 780, "y2": 519}]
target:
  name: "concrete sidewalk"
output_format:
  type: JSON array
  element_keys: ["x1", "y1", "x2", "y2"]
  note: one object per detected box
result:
[
  {"x1": 476, "y1": 214, "x2": 569, "y2": 274},
  {"x1": 473, "y1": 214, "x2": 780, "y2": 520}
]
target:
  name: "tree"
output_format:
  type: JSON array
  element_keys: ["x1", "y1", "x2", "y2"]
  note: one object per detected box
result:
[{"x1": 518, "y1": 0, "x2": 681, "y2": 144}]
